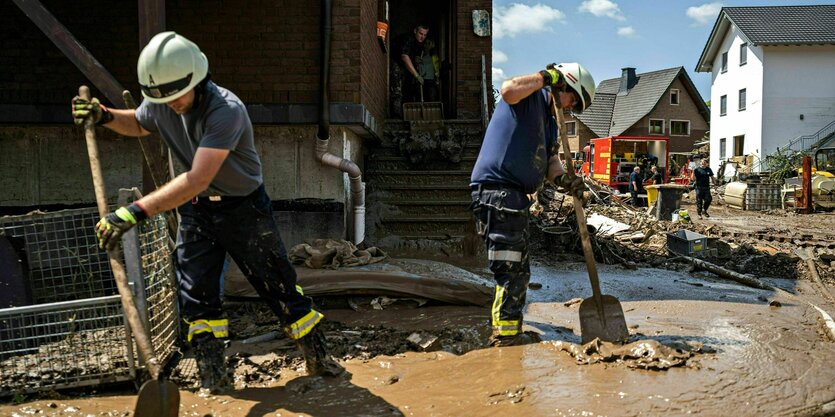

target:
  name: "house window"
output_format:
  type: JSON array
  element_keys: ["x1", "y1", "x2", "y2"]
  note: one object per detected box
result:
[
  {"x1": 740, "y1": 43, "x2": 748, "y2": 66},
  {"x1": 670, "y1": 120, "x2": 690, "y2": 136},
  {"x1": 566, "y1": 121, "x2": 577, "y2": 136},
  {"x1": 670, "y1": 89, "x2": 680, "y2": 105},
  {"x1": 649, "y1": 119, "x2": 664, "y2": 135},
  {"x1": 719, "y1": 138, "x2": 726, "y2": 159},
  {"x1": 720, "y1": 95, "x2": 727, "y2": 116},
  {"x1": 721, "y1": 52, "x2": 728, "y2": 73},
  {"x1": 738, "y1": 88, "x2": 746, "y2": 111}
]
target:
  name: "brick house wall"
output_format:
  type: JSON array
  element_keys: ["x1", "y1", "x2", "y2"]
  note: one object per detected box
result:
[
  {"x1": 617, "y1": 77, "x2": 708, "y2": 153},
  {"x1": 455, "y1": 0, "x2": 491, "y2": 119}
]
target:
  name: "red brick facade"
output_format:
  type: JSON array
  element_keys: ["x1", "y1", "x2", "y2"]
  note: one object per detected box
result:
[{"x1": 455, "y1": 0, "x2": 492, "y2": 119}]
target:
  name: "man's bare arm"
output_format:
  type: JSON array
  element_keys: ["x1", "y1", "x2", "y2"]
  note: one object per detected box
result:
[
  {"x1": 401, "y1": 55, "x2": 419, "y2": 78},
  {"x1": 136, "y1": 147, "x2": 230, "y2": 216},
  {"x1": 501, "y1": 72, "x2": 547, "y2": 105},
  {"x1": 101, "y1": 108, "x2": 152, "y2": 137},
  {"x1": 546, "y1": 155, "x2": 566, "y2": 184}
]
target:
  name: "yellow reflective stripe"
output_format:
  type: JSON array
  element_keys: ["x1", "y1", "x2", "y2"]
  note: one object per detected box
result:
[
  {"x1": 491, "y1": 285, "x2": 504, "y2": 327},
  {"x1": 186, "y1": 319, "x2": 229, "y2": 342},
  {"x1": 488, "y1": 250, "x2": 522, "y2": 262},
  {"x1": 295, "y1": 284, "x2": 304, "y2": 296},
  {"x1": 285, "y1": 310, "x2": 324, "y2": 340},
  {"x1": 115, "y1": 207, "x2": 137, "y2": 224}
]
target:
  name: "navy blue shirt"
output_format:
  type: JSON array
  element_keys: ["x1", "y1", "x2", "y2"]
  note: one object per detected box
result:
[
  {"x1": 693, "y1": 167, "x2": 714, "y2": 188},
  {"x1": 470, "y1": 89, "x2": 557, "y2": 193},
  {"x1": 629, "y1": 171, "x2": 643, "y2": 192}
]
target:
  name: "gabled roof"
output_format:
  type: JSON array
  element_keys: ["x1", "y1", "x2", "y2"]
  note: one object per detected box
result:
[
  {"x1": 575, "y1": 67, "x2": 707, "y2": 137},
  {"x1": 696, "y1": 5, "x2": 835, "y2": 72}
]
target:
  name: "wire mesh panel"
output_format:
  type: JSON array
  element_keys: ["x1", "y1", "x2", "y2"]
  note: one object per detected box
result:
[
  {"x1": 0, "y1": 207, "x2": 179, "y2": 396},
  {"x1": 0, "y1": 209, "x2": 116, "y2": 304},
  {"x1": 0, "y1": 296, "x2": 134, "y2": 395}
]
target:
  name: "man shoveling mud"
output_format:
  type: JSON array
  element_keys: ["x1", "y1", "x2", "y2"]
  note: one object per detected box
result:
[
  {"x1": 470, "y1": 63, "x2": 596, "y2": 346},
  {"x1": 71, "y1": 32, "x2": 342, "y2": 392}
]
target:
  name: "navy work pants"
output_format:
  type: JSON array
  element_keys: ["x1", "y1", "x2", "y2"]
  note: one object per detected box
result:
[
  {"x1": 470, "y1": 185, "x2": 531, "y2": 337},
  {"x1": 695, "y1": 186, "x2": 712, "y2": 214},
  {"x1": 176, "y1": 185, "x2": 313, "y2": 332}
]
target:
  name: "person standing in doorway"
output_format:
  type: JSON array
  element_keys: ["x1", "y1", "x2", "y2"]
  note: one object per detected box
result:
[
  {"x1": 390, "y1": 24, "x2": 428, "y2": 116},
  {"x1": 71, "y1": 32, "x2": 343, "y2": 392},
  {"x1": 470, "y1": 63, "x2": 595, "y2": 346},
  {"x1": 691, "y1": 159, "x2": 717, "y2": 218}
]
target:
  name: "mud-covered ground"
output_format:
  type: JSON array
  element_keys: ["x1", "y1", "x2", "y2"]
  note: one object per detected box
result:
[{"x1": 3, "y1": 192, "x2": 835, "y2": 416}]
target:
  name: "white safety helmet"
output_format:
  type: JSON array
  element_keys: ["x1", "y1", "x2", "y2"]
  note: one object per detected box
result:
[
  {"x1": 137, "y1": 31, "x2": 208, "y2": 103},
  {"x1": 555, "y1": 62, "x2": 596, "y2": 114}
]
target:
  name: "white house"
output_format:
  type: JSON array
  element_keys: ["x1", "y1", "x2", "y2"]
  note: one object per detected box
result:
[{"x1": 695, "y1": 5, "x2": 835, "y2": 175}]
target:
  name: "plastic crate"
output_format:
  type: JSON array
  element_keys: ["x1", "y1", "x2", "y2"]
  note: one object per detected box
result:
[{"x1": 666, "y1": 229, "x2": 708, "y2": 256}]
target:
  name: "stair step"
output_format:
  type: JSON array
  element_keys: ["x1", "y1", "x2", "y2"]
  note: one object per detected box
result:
[
  {"x1": 380, "y1": 216, "x2": 471, "y2": 223},
  {"x1": 367, "y1": 187, "x2": 471, "y2": 202},
  {"x1": 366, "y1": 173, "x2": 471, "y2": 187},
  {"x1": 376, "y1": 220, "x2": 471, "y2": 236},
  {"x1": 383, "y1": 205, "x2": 471, "y2": 217}
]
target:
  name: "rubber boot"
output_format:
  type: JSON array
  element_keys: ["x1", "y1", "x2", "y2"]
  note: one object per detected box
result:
[
  {"x1": 295, "y1": 326, "x2": 344, "y2": 377},
  {"x1": 192, "y1": 334, "x2": 232, "y2": 393},
  {"x1": 489, "y1": 331, "x2": 542, "y2": 347}
]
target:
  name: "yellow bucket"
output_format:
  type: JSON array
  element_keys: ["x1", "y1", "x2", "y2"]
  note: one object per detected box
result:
[{"x1": 645, "y1": 185, "x2": 659, "y2": 206}]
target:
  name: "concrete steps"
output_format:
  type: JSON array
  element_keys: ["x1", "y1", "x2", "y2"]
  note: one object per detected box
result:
[{"x1": 365, "y1": 120, "x2": 484, "y2": 247}]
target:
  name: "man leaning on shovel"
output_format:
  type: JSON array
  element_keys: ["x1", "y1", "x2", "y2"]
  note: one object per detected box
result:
[
  {"x1": 470, "y1": 63, "x2": 596, "y2": 346},
  {"x1": 71, "y1": 31, "x2": 343, "y2": 393}
]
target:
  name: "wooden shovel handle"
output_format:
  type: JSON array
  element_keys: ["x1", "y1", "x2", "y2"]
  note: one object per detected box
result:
[
  {"x1": 79, "y1": 86, "x2": 161, "y2": 379},
  {"x1": 550, "y1": 96, "x2": 605, "y2": 311}
]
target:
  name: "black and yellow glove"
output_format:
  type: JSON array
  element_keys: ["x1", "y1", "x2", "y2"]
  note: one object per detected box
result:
[
  {"x1": 72, "y1": 96, "x2": 113, "y2": 126},
  {"x1": 540, "y1": 63, "x2": 566, "y2": 89},
  {"x1": 95, "y1": 204, "x2": 148, "y2": 251}
]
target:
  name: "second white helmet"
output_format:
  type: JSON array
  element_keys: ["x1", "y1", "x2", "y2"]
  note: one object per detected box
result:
[
  {"x1": 137, "y1": 31, "x2": 208, "y2": 103},
  {"x1": 555, "y1": 62, "x2": 596, "y2": 113}
]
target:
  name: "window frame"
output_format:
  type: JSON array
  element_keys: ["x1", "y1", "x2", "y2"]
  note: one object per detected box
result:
[
  {"x1": 649, "y1": 118, "x2": 665, "y2": 135},
  {"x1": 565, "y1": 121, "x2": 577, "y2": 137},
  {"x1": 721, "y1": 51, "x2": 728, "y2": 73},
  {"x1": 740, "y1": 43, "x2": 748, "y2": 66},
  {"x1": 670, "y1": 89, "x2": 680, "y2": 106},
  {"x1": 669, "y1": 119, "x2": 691, "y2": 136},
  {"x1": 719, "y1": 138, "x2": 726, "y2": 159},
  {"x1": 738, "y1": 88, "x2": 746, "y2": 111},
  {"x1": 720, "y1": 95, "x2": 727, "y2": 116}
]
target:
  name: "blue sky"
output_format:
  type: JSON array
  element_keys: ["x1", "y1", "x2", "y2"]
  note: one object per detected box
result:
[{"x1": 491, "y1": 0, "x2": 834, "y2": 101}]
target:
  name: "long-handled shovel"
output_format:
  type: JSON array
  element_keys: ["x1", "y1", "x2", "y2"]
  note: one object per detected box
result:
[
  {"x1": 79, "y1": 86, "x2": 179, "y2": 417},
  {"x1": 551, "y1": 96, "x2": 629, "y2": 344}
]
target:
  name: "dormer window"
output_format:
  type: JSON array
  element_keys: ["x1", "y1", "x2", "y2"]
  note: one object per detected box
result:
[{"x1": 670, "y1": 89, "x2": 680, "y2": 105}]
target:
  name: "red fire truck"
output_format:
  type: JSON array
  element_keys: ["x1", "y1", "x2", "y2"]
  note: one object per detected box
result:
[{"x1": 580, "y1": 136, "x2": 669, "y2": 193}]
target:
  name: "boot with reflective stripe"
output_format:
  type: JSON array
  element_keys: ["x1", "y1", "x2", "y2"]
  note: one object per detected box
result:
[
  {"x1": 295, "y1": 326, "x2": 344, "y2": 377},
  {"x1": 488, "y1": 331, "x2": 542, "y2": 347},
  {"x1": 193, "y1": 333, "x2": 232, "y2": 392}
]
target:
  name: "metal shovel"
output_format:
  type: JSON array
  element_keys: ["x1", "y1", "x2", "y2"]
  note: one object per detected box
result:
[
  {"x1": 551, "y1": 97, "x2": 629, "y2": 344},
  {"x1": 78, "y1": 86, "x2": 180, "y2": 417}
]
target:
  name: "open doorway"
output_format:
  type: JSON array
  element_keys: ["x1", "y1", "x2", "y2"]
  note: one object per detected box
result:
[
  {"x1": 388, "y1": 0, "x2": 455, "y2": 119},
  {"x1": 734, "y1": 135, "x2": 745, "y2": 156}
]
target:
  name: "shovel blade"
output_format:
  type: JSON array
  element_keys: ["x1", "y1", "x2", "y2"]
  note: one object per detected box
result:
[
  {"x1": 135, "y1": 379, "x2": 180, "y2": 417},
  {"x1": 579, "y1": 294, "x2": 630, "y2": 344}
]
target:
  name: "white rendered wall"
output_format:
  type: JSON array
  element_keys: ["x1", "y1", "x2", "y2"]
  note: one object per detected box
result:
[
  {"x1": 708, "y1": 25, "x2": 764, "y2": 174},
  {"x1": 761, "y1": 45, "x2": 835, "y2": 157}
]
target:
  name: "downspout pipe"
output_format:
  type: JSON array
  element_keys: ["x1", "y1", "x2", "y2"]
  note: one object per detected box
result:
[{"x1": 315, "y1": 0, "x2": 365, "y2": 244}]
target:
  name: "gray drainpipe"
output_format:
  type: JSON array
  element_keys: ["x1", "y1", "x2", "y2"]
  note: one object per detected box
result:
[{"x1": 315, "y1": 0, "x2": 365, "y2": 244}]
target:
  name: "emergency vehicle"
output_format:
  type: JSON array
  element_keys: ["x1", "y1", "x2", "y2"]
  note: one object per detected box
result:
[{"x1": 580, "y1": 136, "x2": 669, "y2": 193}]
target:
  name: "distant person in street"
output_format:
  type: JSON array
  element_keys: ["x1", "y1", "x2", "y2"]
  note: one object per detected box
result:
[
  {"x1": 470, "y1": 63, "x2": 595, "y2": 347},
  {"x1": 650, "y1": 165, "x2": 663, "y2": 185},
  {"x1": 691, "y1": 159, "x2": 717, "y2": 218},
  {"x1": 390, "y1": 24, "x2": 428, "y2": 116},
  {"x1": 71, "y1": 32, "x2": 342, "y2": 393},
  {"x1": 629, "y1": 166, "x2": 643, "y2": 206}
]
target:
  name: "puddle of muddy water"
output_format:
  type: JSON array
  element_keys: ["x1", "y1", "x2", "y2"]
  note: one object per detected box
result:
[{"x1": 4, "y1": 262, "x2": 835, "y2": 417}]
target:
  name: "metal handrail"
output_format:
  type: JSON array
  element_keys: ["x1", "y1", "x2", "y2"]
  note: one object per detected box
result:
[{"x1": 757, "y1": 118, "x2": 835, "y2": 171}]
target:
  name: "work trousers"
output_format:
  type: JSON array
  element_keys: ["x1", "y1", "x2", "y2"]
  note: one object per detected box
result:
[
  {"x1": 176, "y1": 184, "x2": 319, "y2": 343},
  {"x1": 471, "y1": 185, "x2": 531, "y2": 337},
  {"x1": 695, "y1": 186, "x2": 712, "y2": 214}
]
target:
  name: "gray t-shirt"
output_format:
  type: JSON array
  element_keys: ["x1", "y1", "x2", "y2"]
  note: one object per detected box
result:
[{"x1": 135, "y1": 81, "x2": 262, "y2": 196}]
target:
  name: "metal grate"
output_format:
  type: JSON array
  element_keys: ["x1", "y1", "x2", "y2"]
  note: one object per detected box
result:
[
  {"x1": 0, "y1": 207, "x2": 179, "y2": 396},
  {"x1": 0, "y1": 209, "x2": 116, "y2": 304}
]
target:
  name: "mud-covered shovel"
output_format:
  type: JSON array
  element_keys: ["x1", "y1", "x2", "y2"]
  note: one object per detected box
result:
[
  {"x1": 551, "y1": 97, "x2": 629, "y2": 344},
  {"x1": 78, "y1": 86, "x2": 179, "y2": 417}
]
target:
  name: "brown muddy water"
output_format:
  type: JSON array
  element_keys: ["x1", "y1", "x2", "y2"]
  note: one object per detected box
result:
[{"x1": 3, "y1": 262, "x2": 835, "y2": 416}]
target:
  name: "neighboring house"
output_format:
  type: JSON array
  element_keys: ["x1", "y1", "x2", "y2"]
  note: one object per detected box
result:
[
  {"x1": 0, "y1": 0, "x2": 492, "y2": 247},
  {"x1": 566, "y1": 66, "x2": 709, "y2": 167},
  {"x1": 695, "y1": 5, "x2": 835, "y2": 175}
]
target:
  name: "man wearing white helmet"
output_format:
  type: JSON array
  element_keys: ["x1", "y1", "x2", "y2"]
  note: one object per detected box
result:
[
  {"x1": 470, "y1": 63, "x2": 595, "y2": 346},
  {"x1": 71, "y1": 31, "x2": 342, "y2": 391}
]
